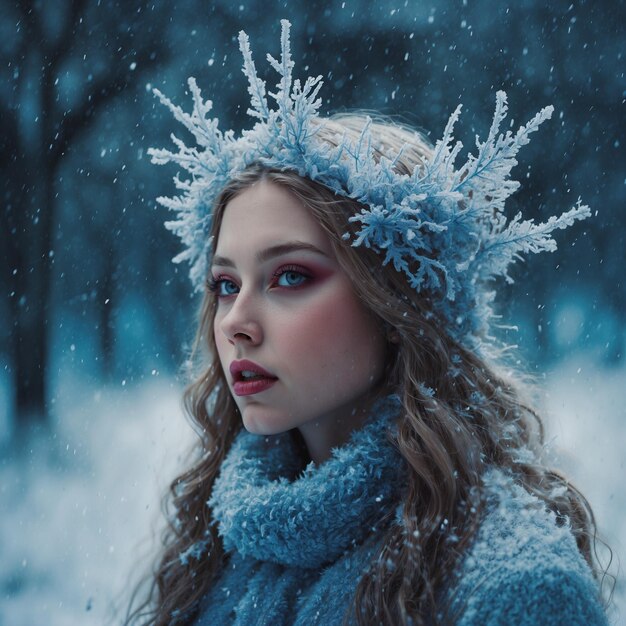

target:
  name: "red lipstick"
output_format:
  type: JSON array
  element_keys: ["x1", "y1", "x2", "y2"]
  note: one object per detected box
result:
[{"x1": 230, "y1": 359, "x2": 278, "y2": 397}]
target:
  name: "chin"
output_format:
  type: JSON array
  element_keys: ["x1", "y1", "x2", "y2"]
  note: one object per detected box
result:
[{"x1": 240, "y1": 406, "x2": 293, "y2": 436}]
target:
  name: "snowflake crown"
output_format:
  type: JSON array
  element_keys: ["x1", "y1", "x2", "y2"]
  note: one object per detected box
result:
[{"x1": 149, "y1": 19, "x2": 590, "y2": 349}]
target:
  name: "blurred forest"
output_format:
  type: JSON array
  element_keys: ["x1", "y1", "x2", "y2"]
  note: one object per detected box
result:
[{"x1": 1, "y1": 0, "x2": 624, "y2": 438}]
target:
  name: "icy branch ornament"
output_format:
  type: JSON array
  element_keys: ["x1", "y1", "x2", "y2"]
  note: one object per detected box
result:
[{"x1": 149, "y1": 19, "x2": 590, "y2": 348}]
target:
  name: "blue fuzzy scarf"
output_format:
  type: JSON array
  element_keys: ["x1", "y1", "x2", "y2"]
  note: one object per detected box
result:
[
  {"x1": 194, "y1": 393, "x2": 608, "y2": 626},
  {"x1": 208, "y1": 395, "x2": 406, "y2": 570}
]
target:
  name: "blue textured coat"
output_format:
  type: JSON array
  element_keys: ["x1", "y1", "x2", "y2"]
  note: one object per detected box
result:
[{"x1": 192, "y1": 398, "x2": 607, "y2": 626}]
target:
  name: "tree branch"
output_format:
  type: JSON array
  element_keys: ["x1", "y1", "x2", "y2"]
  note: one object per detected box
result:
[
  {"x1": 15, "y1": 0, "x2": 43, "y2": 43},
  {"x1": 48, "y1": 0, "x2": 90, "y2": 73},
  {"x1": 49, "y1": 47, "x2": 168, "y2": 168},
  {"x1": 0, "y1": 100, "x2": 19, "y2": 171}
]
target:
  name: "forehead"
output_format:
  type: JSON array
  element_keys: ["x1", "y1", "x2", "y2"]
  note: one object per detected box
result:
[{"x1": 215, "y1": 180, "x2": 333, "y2": 257}]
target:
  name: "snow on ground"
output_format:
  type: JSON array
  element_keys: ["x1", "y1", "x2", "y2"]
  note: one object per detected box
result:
[
  {"x1": 0, "y1": 374, "x2": 195, "y2": 626},
  {"x1": 543, "y1": 355, "x2": 626, "y2": 626},
  {"x1": 0, "y1": 352, "x2": 624, "y2": 625}
]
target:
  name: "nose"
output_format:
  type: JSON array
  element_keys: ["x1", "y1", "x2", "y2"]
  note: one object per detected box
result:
[{"x1": 217, "y1": 290, "x2": 263, "y2": 346}]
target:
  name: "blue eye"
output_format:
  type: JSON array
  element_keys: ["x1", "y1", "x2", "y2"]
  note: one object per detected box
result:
[
  {"x1": 219, "y1": 280, "x2": 239, "y2": 295},
  {"x1": 276, "y1": 270, "x2": 308, "y2": 287},
  {"x1": 208, "y1": 277, "x2": 239, "y2": 297}
]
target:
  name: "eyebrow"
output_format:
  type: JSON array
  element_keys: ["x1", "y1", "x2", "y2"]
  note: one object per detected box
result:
[{"x1": 212, "y1": 241, "x2": 330, "y2": 268}]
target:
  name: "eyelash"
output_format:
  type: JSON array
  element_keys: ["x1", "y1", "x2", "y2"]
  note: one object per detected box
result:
[
  {"x1": 206, "y1": 264, "x2": 313, "y2": 297},
  {"x1": 206, "y1": 276, "x2": 233, "y2": 298}
]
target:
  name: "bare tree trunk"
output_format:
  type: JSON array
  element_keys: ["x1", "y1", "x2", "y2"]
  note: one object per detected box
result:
[
  {"x1": 12, "y1": 153, "x2": 55, "y2": 429},
  {"x1": 1, "y1": 0, "x2": 169, "y2": 433},
  {"x1": 99, "y1": 251, "x2": 116, "y2": 377}
]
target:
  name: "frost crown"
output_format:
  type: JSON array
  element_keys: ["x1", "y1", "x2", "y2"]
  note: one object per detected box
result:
[{"x1": 149, "y1": 19, "x2": 590, "y2": 347}]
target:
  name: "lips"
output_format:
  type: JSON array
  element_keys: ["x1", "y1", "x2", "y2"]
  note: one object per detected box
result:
[{"x1": 229, "y1": 359, "x2": 278, "y2": 396}]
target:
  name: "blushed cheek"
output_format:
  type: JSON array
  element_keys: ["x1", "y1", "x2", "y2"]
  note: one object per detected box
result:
[
  {"x1": 213, "y1": 320, "x2": 229, "y2": 375},
  {"x1": 213, "y1": 324, "x2": 221, "y2": 358},
  {"x1": 281, "y1": 288, "x2": 382, "y2": 381},
  {"x1": 279, "y1": 301, "x2": 331, "y2": 363}
]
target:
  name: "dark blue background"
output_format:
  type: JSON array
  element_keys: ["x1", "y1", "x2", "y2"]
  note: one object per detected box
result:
[{"x1": 1, "y1": 0, "x2": 624, "y2": 432}]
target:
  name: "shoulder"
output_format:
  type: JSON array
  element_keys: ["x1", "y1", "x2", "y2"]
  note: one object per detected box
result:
[{"x1": 446, "y1": 469, "x2": 608, "y2": 626}]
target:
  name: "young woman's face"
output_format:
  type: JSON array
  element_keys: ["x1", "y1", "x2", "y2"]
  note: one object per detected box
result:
[{"x1": 211, "y1": 179, "x2": 387, "y2": 440}]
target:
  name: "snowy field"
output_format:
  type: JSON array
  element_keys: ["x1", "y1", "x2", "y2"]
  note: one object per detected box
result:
[{"x1": 1, "y1": 352, "x2": 624, "y2": 626}]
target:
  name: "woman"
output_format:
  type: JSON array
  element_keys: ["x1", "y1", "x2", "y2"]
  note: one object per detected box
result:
[{"x1": 128, "y1": 20, "x2": 611, "y2": 626}]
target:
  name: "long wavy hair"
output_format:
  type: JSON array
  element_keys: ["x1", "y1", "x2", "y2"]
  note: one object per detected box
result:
[{"x1": 125, "y1": 114, "x2": 612, "y2": 625}]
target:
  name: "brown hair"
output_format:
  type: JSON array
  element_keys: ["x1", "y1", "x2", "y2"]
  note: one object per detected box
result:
[{"x1": 126, "y1": 114, "x2": 612, "y2": 625}]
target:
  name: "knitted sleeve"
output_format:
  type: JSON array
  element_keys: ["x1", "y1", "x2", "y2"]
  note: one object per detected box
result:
[
  {"x1": 446, "y1": 470, "x2": 609, "y2": 626},
  {"x1": 453, "y1": 562, "x2": 608, "y2": 626}
]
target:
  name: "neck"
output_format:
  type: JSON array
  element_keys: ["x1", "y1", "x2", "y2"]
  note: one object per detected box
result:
[{"x1": 297, "y1": 391, "x2": 381, "y2": 466}]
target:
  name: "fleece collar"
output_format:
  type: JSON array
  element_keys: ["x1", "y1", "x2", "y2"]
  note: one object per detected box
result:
[{"x1": 209, "y1": 395, "x2": 405, "y2": 569}]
